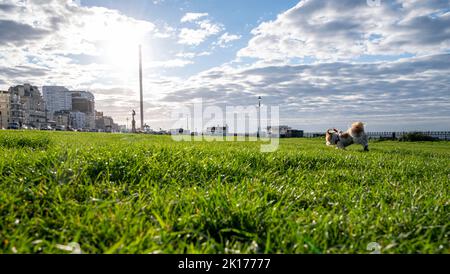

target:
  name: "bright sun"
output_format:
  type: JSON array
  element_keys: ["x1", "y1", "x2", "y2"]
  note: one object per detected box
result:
[
  {"x1": 83, "y1": 18, "x2": 151, "y2": 78},
  {"x1": 104, "y1": 29, "x2": 144, "y2": 72},
  {"x1": 79, "y1": 14, "x2": 154, "y2": 82}
]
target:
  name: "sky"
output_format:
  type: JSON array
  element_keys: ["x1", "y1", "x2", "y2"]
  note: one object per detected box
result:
[{"x1": 0, "y1": 0, "x2": 449, "y2": 131}]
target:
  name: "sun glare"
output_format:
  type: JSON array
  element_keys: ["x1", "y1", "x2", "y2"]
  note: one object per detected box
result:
[
  {"x1": 103, "y1": 29, "x2": 144, "y2": 73},
  {"x1": 82, "y1": 17, "x2": 152, "y2": 78}
]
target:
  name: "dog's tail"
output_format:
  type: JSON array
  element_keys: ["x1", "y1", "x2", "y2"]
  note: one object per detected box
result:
[{"x1": 351, "y1": 122, "x2": 365, "y2": 135}]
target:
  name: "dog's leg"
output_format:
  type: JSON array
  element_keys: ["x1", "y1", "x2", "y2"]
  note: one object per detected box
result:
[
  {"x1": 336, "y1": 142, "x2": 346, "y2": 150},
  {"x1": 360, "y1": 134, "x2": 369, "y2": 151}
]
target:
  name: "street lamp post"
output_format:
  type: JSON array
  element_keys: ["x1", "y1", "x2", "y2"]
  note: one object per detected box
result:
[
  {"x1": 257, "y1": 96, "x2": 262, "y2": 139},
  {"x1": 139, "y1": 45, "x2": 144, "y2": 130}
]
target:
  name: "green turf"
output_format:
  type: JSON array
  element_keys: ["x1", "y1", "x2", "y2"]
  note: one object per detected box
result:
[{"x1": 0, "y1": 130, "x2": 448, "y2": 254}]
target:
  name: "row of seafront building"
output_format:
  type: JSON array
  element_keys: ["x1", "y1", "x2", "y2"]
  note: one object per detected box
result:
[{"x1": 0, "y1": 84, "x2": 119, "y2": 132}]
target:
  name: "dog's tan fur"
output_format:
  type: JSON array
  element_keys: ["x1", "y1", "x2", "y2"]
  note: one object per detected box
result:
[
  {"x1": 325, "y1": 130, "x2": 334, "y2": 144},
  {"x1": 351, "y1": 122, "x2": 364, "y2": 135}
]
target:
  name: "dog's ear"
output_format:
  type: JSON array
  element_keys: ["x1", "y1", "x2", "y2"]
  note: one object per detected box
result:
[{"x1": 325, "y1": 131, "x2": 330, "y2": 142}]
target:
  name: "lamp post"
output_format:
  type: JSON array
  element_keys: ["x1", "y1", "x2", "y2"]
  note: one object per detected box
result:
[
  {"x1": 0, "y1": 111, "x2": 2, "y2": 129},
  {"x1": 186, "y1": 114, "x2": 189, "y2": 131},
  {"x1": 139, "y1": 45, "x2": 144, "y2": 130},
  {"x1": 257, "y1": 96, "x2": 262, "y2": 139}
]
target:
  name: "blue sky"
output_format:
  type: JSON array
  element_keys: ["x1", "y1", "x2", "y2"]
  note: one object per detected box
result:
[{"x1": 0, "y1": 0, "x2": 449, "y2": 131}]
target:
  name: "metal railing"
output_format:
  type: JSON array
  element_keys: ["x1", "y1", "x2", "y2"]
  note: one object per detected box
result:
[{"x1": 304, "y1": 131, "x2": 450, "y2": 140}]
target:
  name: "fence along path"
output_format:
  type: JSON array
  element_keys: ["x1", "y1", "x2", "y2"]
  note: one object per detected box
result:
[{"x1": 304, "y1": 131, "x2": 450, "y2": 140}]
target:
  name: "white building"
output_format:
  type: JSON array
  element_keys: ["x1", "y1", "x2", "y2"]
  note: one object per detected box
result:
[
  {"x1": 267, "y1": 126, "x2": 290, "y2": 136},
  {"x1": 206, "y1": 126, "x2": 228, "y2": 136},
  {"x1": 170, "y1": 128, "x2": 191, "y2": 135},
  {"x1": 267, "y1": 126, "x2": 303, "y2": 138},
  {"x1": 71, "y1": 91, "x2": 95, "y2": 129},
  {"x1": 43, "y1": 86, "x2": 72, "y2": 121},
  {"x1": 70, "y1": 111, "x2": 87, "y2": 129},
  {"x1": 0, "y1": 90, "x2": 10, "y2": 128}
]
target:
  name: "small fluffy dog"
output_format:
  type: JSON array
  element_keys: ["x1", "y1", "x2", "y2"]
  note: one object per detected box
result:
[{"x1": 326, "y1": 122, "x2": 369, "y2": 151}]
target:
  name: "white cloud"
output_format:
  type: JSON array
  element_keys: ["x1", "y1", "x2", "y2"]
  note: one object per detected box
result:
[
  {"x1": 217, "y1": 32, "x2": 242, "y2": 47},
  {"x1": 176, "y1": 51, "x2": 212, "y2": 59},
  {"x1": 178, "y1": 19, "x2": 223, "y2": 46},
  {"x1": 198, "y1": 51, "x2": 212, "y2": 56},
  {"x1": 154, "y1": 23, "x2": 176, "y2": 39},
  {"x1": 149, "y1": 59, "x2": 193, "y2": 68},
  {"x1": 238, "y1": 0, "x2": 450, "y2": 62},
  {"x1": 180, "y1": 12, "x2": 209, "y2": 23},
  {"x1": 178, "y1": 28, "x2": 209, "y2": 46},
  {"x1": 175, "y1": 51, "x2": 212, "y2": 59},
  {"x1": 176, "y1": 52, "x2": 197, "y2": 59}
]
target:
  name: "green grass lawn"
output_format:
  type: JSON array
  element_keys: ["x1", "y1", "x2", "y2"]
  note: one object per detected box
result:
[{"x1": 0, "y1": 131, "x2": 448, "y2": 254}]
